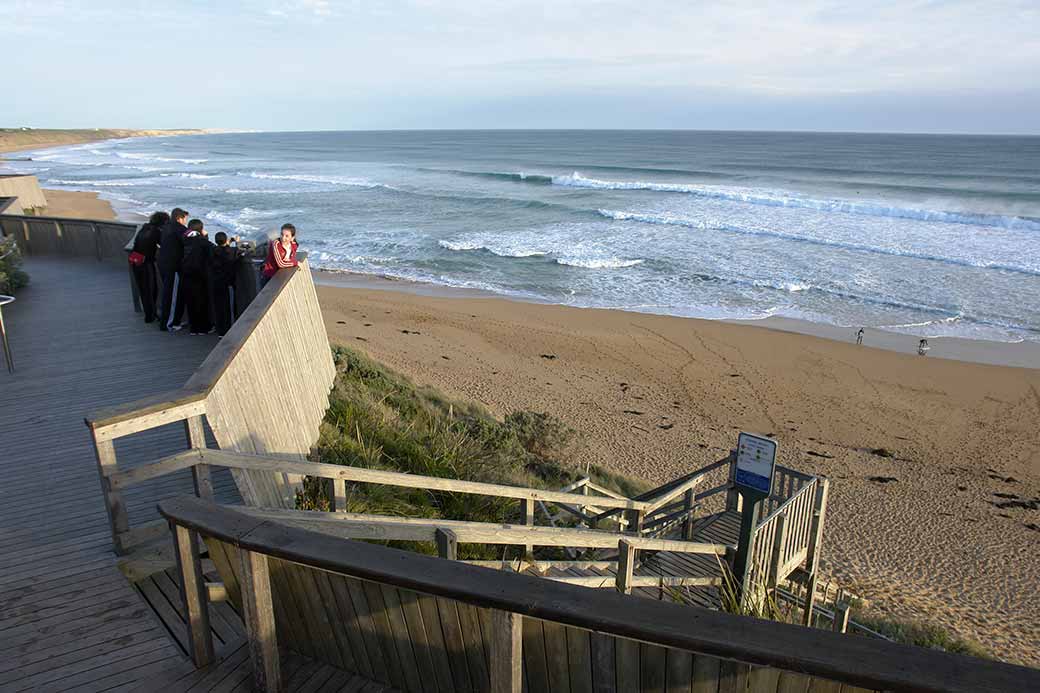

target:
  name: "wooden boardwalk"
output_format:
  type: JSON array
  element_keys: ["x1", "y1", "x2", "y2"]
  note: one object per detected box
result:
[{"x1": 0, "y1": 257, "x2": 240, "y2": 690}]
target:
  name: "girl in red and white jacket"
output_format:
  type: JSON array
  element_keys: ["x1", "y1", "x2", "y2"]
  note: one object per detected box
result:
[{"x1": 261, "y1": 223, "x2": 299, "y2": 287}]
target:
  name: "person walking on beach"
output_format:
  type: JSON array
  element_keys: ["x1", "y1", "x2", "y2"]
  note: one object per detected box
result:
[
  {"x1": 918, "y1": 338, "x2": 930, "y2": 356},
  {"x1": 209, "y1": 231, "x2": 243, "y2": 336},
  {"x1": 129, "y1": 211, "x2": 167, "y2": 323},
  {"x1": 157, "y1": 208, "x2": 190, "y2": 331},
  {"x1": 260, "y1": 223, "x2": 299, "y2": 288},
  {"x1": 181, "y1": 219, "x2": 214, "y2": 335},
  {"x1": 856, "y1": 328, "x2": 864, "y2": 346}
]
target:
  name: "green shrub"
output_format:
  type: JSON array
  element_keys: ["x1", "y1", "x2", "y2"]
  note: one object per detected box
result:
[
  {"x1": 0, "y1": 237, "x2": 28, "y2": 294},
  {"x1": 297, "y1": 346, "x2": 647, "y2": 559}
]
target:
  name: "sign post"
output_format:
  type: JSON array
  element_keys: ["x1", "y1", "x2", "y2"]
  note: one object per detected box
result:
[{"x1": 730, "y1": 432, "x2": 778, "y2": 605}]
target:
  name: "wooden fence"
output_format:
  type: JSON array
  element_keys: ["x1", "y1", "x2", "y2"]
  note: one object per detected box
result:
[
  {"x1": 0, "y1": 211, "x2": 138, "y2": 262},
  {"x1": 161, "y1": 496, "x2": 1040, "y2": 693},
  {"x1": 85, "y1": 259, "x2": 336, "y2": 554}
]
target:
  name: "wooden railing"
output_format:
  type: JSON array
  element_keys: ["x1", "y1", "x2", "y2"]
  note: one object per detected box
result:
[
  {"x1": 0, "y1": 211, "x2": 138, "y2": 262},
  {"x1": 113, "y1": 446, "x2": 731, "y2": 591},
  {"x1": 161, "y1": 496, "x2": 1040, "y2": 693},
  {"x1": 85, "y1": 258, "x2": 336, "y2": 554}
]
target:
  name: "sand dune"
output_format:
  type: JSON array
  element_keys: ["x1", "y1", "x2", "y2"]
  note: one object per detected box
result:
[{"x1": 317, "y1": 281, "x2": 1040, "y2": 666}]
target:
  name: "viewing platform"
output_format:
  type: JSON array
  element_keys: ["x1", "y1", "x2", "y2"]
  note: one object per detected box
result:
[{"x1": 2, "y1": 212, "x2": 1038, "y2": 692}]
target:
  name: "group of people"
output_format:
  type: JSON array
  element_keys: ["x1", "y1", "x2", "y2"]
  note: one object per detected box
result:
[{"x1": 128, "y1": 207, "x2": 299, "y2": 336}]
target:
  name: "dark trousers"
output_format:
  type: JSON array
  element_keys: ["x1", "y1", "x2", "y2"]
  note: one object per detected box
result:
[
  {"x1": 211, "y1": 282, "x2": 235, "y2": 336},
  {"x1": 132, "y1": 262, "x2": 159, "y2": 323},
  {"x1": 159, "y1": 269, "x2": 185, "y2": 329},
  {"x1": 184, "y1": 272, "x2": 212, "y2": 334}
]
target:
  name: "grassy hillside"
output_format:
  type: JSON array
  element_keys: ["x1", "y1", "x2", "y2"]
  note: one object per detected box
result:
[{"x1": 296, "y1": 346, "x2": 647, "y2": 557}]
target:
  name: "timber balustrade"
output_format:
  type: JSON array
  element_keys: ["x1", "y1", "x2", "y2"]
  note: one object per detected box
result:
[
  {"x1": 161, "y1": 496, "x2": 1040, "y2": 693},
  {"x1": 0, "y1": 210, "x2": 138, "y2": 262},
  {"x1": 85, "y1": 258, "x2": 337, "y2": 554}
]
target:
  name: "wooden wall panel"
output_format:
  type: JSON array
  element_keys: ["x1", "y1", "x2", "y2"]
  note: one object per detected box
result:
[
  {"x1": 202, "y1": 260, "x2": 336, "y2": 508},
  {"x1": 200, "y1": 538, "x2": 861, "y2": 693}
]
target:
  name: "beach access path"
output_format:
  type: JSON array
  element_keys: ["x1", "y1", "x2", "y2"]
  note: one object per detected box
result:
[{"x1": 0, "y1": 257, "x2": 243, "y2": 690}]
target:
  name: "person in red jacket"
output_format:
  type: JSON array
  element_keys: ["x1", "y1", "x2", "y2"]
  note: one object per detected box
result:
[{"x1": 261, "y1": 223, "x2": 299, "y2": 287}]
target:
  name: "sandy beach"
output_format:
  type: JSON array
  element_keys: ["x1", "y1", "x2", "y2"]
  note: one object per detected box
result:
[
  {"x1": 6, "y1": 133, "x2": 1039, "y2": 666},
  {"x1": 315, "y1": 274, "x2": 1040, "y2": 666}
]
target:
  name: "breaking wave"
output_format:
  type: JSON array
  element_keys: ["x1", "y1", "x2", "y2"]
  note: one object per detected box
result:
[
  {"x1": 597, "y1": 209, "x2": 1040, "y2": 277},
  {"x1": 558, "y1": 173, "x2": 1040, "y2": 231}
]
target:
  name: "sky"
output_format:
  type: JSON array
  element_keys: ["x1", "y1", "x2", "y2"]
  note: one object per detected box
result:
[{"x1": 3, "y1": 0, "x2": 1039, "y2": 134}]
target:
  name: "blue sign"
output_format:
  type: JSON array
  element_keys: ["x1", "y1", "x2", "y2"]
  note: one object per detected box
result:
[{"x1": 735, "y1": 432, "x2": 777, "y2": 496}]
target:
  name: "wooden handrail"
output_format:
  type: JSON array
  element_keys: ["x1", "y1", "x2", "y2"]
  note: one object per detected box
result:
[
  {"x1": 159, "y1": 497, "x2": 1040, "y2": 693},
  {"x1": 231, "y1": 506, "x2": 728, "y2": 555},
  {"x1": 199, "y1": 449, "x2": 653, "y2": 511}
]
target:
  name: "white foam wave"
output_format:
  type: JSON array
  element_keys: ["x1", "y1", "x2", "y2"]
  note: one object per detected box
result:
[
  {"x1": 160, "y1": 172, "x2": 219, "y2": 179},
  {"x1": 46, "y1": 178, "x2": 139, "y2": 187},
  {"x1": 598, "y1": 209, "x2": 1040, "y2": 276},
  {"x1": 555, "y1": 257, "x2": 644, "y2": 269},
  {"x1": 115, "y1": 152, "x2": 208, "y2": 164},
  {"x1": 204, "y1": 210, "x2": 260, "y2": 234},
  {"x1": 559, "y1": 173, "x2": 1040, "y2": 231},
  {"x1": 224, "y1": 187, "x2": 297, "y2": 194},
  {"x1": 437, "y1": 239, "x2": 547, "y2": 257},
  {"x1": 247, "y1": 171, "x2": 392, "y2": 189}
]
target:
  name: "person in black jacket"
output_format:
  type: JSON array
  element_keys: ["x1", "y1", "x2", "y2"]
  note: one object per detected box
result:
[
  {"x1": 208, "y1": 231, "x2": 243, "y2": 336},
  {"x1": 181, "y1": 219, "x2": 214, "y2": 335},
  {"x1": 157, "y1": 208, "x2": 190, "y2": 331},
  {"x1": 130, "y1": 211, "x2": 168, "y2": 323}
]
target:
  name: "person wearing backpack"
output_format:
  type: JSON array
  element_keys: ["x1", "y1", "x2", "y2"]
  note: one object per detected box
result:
[
  {"x1": 181, "y1": 219, "x2": 214, "y2": 335},
  {"x1": 129, "y1": 211, "x2": 168, "y2": 323},
  {"x1": 208, "y1": 231, "x2": 243, "y2": 336}
]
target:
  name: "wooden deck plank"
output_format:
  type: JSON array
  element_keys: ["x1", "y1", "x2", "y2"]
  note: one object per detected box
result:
[{"x1": 0, "y1": 258, "x2": 222, "y2": 690}]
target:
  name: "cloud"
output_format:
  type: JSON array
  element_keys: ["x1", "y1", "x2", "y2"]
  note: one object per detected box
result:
[{"x1": 2, "y1": 0, "x2": 1038, "y2": 132}]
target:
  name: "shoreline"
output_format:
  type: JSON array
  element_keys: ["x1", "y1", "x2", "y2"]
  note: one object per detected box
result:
[
  {"x1": 10, "y1": 134, "x2": 1040, "y2": 370},
  {"x1": 314, "y1": 268, "x2": 1040, "y2": 370},
  {"x1": 0, "y1": 128, "x2": 213, "y2": 156}
]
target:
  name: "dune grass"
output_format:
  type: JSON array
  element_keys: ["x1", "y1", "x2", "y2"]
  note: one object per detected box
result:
[
  {"x1": 850, "y1": 610, "x2": 989, "y2": 658},
  {"x1": 296, "y1": 346, "x2": 648, "y2": 557}
]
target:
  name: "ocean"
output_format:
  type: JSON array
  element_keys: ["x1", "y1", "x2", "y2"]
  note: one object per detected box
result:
[{"x1": 9, "y1": 130, "x2": 1040, "y2": 343}]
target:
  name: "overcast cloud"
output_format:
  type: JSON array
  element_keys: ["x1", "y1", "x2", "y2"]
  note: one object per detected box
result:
[{"x1": 3, "y1": 0, "x2": 1038, "y2": 133}]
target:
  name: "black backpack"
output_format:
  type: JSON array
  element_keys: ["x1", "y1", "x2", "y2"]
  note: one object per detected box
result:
[{"x1": 181, "y1": 236, "x2": 209, "y2": 276}]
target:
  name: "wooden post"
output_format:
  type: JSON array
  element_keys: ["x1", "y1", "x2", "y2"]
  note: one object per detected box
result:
[
  {"x1": 20, "y1": 219, "x2": 31, "y2": 255},
  {"x1": 616, "y1": 538, "x2": 635, "y2": 594},
  {"x1": 832, "y1": 602, "x2": 850, "y2": 634},
  {"x1": 522, "y1": 497, "x2": 534, "y2": 555},
  {"x1": 436, "y1": 528, "x2": 458, "y2": 560},
  {"x1": 489, "y1": 609, "x2": 523, "y2": 692},
  {"x1": 768, "y1": 514, "x2": 789, "y2": 588},
  {"x1": 624, "y1": 508, "x2": 644, "y2": 536},
  {"x1": 91, "y1": 221, "x2": 102, "y2": 261},
  {"x1": 239, "y1": 549, "x2": 281, "y2": 692},
  {"x1": 802, "y1": 479, "x2": 830, "y2": 626},
  {"x1": 682, "y1": 488, "x2": 696, "y2": 541},
  {"x1": 724, "y1": 452, "x2": 743, "y2": 512},
  {"x1": 172, "y1": 524, "x2": 214, "y2": 667},
  {"x1": 731, "y1": 489, "x2": 765, "y2": 607},
  {"x1": 330, "y1": 478, "x2": 347, "y2": 512},
  {"x1": 90, "y1": 432, "x2": 130, "y2": 554},
  {"x1": 184, "y1": 415, "x2": 214, "y2": 501}
]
